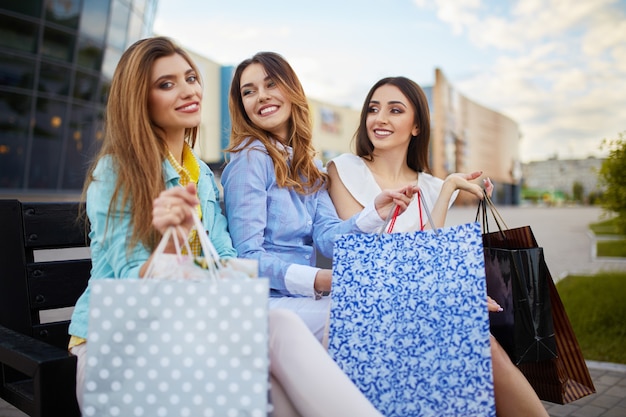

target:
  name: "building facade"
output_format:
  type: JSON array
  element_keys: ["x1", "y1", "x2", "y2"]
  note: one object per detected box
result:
[
  {"x1": 521, "y1": 157, "x2": 605, "y2": 204},
  {"x1": 430, "y1": 68, "x2": 522, "y2": 205},
  {"x1": 308, "y1": 98, "x2": 360, "y2": 164},
  {"x1": 185, "y1": 50, "x2": 229, "y2": 164},
  {"x1": 0, "y1": 0, "x2": 158, "y2": 196}
]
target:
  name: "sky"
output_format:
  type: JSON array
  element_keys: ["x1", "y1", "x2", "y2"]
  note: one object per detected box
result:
[{"x1": 153, "y1": 0, "x2": 626, "y2": 163}]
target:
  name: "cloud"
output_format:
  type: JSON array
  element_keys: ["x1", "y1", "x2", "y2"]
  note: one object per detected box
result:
[
  {"x1": 418, "y1": 0, "x2": 626, "y2": 161},
  {"x1": 582, "y1": 9, "x2": 626, "y2": 56},
  {"x1": 436, "y1": 0, "x2": 481, "y2": 35},
  {"x1": 154, "y1": 0, "x2": 626, "y2": 162},
  {"x1": 154, "y1": 15, "x2": 298, "y2": 64}
]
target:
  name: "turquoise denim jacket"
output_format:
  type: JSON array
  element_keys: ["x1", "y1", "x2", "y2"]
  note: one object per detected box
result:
[{"x1": 68, "y1": 154, "x2": 237, "y2": 339}]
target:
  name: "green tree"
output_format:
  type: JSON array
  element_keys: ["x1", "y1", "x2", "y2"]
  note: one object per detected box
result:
[
  {"x1": 598, "y1": 132, "x2": 626, "y2": 233},
  {"x1": 572, "y1": 181, "x2": 584, "y2": 203}
]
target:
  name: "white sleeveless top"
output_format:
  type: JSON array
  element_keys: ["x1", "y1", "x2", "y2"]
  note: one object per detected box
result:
[{"x1": 330, "y1": 154, "x2": 457, "y2": 232}]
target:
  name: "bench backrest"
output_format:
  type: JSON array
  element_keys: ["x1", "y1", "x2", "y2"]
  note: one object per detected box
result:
[
  {"x1": 0, "y1": 198, "x2": 330, "y2": 351},
  {"x1": 0, "y1": 200, "x2": 90, "y2": 350}
]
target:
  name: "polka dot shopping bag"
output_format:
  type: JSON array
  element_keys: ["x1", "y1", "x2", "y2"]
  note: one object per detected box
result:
[{"x1": 83, "y1": 214, "x2": 269, "y2": 417}]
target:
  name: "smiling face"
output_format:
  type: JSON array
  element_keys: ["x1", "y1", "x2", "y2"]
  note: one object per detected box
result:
[
  {"x1": 366, "y1": 84, "x2": 419, "y2": 153},
  {"x1": 239, "y1": 62, "x2": 292, "y2": 142},
  {"x1": 147, "y1": 53, "x2": 202, "y2": 142}
]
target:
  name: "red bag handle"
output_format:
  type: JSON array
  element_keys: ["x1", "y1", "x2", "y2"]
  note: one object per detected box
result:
[{"x1": 386, "y1": 190, "x2": 425, "y2": 233}]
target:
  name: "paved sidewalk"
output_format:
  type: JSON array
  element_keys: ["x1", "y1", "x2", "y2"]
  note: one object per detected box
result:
[
  {"x1": 2, "y1": 206, "x2": 625, "y2": 416},
  {"x1": 0, "y1": 401, "x2": 26, "y2": 417},
  {"x1": 541, "y1": 361, "x2": 626, "y2": 417},
  {"x1": 447, "y1": 205, "x2": 626, "y2": 281}
]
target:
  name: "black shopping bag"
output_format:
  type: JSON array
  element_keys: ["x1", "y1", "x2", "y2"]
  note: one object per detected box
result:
[
  {"x1": 483, "y1": 245, "x2": 556, "y2": 364},
  {"x1": 477, "y1": 195, "x2": 595, "y2": 404},
  {"x1": 478, "y1": 197, "x2": 556, "y2": 364}
]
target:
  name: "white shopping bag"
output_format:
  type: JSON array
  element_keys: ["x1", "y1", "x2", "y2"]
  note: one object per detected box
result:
[{"x1": 83, "y1": 213, "x2": 269, "y2": 417}]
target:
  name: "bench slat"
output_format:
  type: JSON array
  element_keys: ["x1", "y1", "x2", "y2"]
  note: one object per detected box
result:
[
  {"x1": 27, "y1": 260, "x2": 90, "y2": 310},
  {"x1": 31, "y1": 322, "x2": 72, "y2": 349},
  {"x1": 21, "y1": 202, "x2": 87, "y2": 249}
]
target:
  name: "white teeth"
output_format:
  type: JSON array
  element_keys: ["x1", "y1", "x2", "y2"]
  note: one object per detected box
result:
[
  {"x1": 180, "y1": 103, "x2": 198, "y2": 111},
  {"x1": 260, "y1": 106, "x2": 277, "y2": 115},
  {"x1": 374, "y1": 129, "x2": 391, "y2": 136}
]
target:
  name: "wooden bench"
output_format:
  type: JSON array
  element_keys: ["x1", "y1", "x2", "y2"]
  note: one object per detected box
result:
[
  {"x1": 0, "y1": 198, "x2": 332, "y2": 416},
  {"x1": 0, "y1": 200, "x2": 89, "y2": 417}
]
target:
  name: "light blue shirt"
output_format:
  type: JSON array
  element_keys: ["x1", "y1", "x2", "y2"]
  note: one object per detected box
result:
[
  {"x1": 221, "y1": 139, "x2": 383, "y2": 298},
  {"x1": 69, "y1": 154, "x2": 236, "y2": 339}
]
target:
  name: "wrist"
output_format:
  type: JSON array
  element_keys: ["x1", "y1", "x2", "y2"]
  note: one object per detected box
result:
[
  {"x1": 441, "y1": 178, "x2": 458, "y2": 194},
  {"x1": 314, "y1": 269, "x2": 332, "y2": 294}
]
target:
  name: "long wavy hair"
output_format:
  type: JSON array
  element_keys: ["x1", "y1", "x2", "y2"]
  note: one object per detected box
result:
[
  {"x1": 81, "y1": 36, "x2": 201, "y2": 251},
  {"x1": 354, "y1": 76, "x2": 431, "y2": 173},
  {"x1": 225, "y1": 51, "x2": 326, "y2": 194}
]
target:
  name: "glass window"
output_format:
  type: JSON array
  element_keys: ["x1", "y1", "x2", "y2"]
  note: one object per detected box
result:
[
  {"x1": 42, "y1": 26, "x2": 76, "y2": 62},
  {"x1": 76, "y1": 36, "x2": 104, "y2": 70},
  {"x1": 38, "y1": 61, "x2": 72, "y2": 96},
  {"x1": 101, "y1": 45, "x2": 122, "y2": 80},
  {"x1": 133, "y1": 0, "x2": 146, "y2": 14},
  {"x1": 0, "y1": 53, "x2": 36, "y2": 90},
  {"x1": 108, "y1": 0, "x2": 130, "y2": 50},
  {"x1": 126, "y1": 11, "x2": 142, "y2": 48},
  {"x1": 0, "y1": 91, "x2": 32, "y2": 189},
  {"x1": 45, "y1": 0, "x2": 81, "y2": 29},
  {"x1": 0, "y1": 15, "x2": 39, "y2": 53},
  {"x1": 79, "y1": 0, "x2": 110, "y2": 42},
  {"x1": 99, "y1": 78, "x2": 111, "y2": 104},
  {"x1": 62, "y1": 104, "x2": 102, "y2": 189},
  {"x1": 143, "y1": 0, "x2": 158, "y2": 30},
  {"x1": 29, "y1": 98, "x2": 68, "y2": 189},
  {"x1": 73, "y1": 70, "x2": 99, "y2": 101},
  {"x1": 2, "y1": 0, "x2": 43, "y2": 18}
]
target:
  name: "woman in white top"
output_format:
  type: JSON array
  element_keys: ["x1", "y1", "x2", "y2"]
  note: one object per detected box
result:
[
  {"x1": 329, "y1": 152, "x2": 465, "y2": 231},
  {"x1": 327, "y1": 76, "x2": 549, "y2": 417}
]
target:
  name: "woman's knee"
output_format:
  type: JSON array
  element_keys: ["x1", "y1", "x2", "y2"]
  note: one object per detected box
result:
[
  {"x1": 269, "y1": 309, "x2": 308, "y2": 338},
  {"x1": 270, "y1": 308, "x2": 303, "y2": 326}
]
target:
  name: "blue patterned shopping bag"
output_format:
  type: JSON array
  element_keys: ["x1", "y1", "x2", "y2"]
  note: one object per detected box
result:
[{"x1": 328, "y1": 222, "x2": 495, "y2": 417}]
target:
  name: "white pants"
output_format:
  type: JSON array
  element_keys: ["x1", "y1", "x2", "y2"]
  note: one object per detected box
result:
[
  {"x1": 269, "y1": 296, "x2": 330, "y2": 343},
  {"x1": 71, "y1": 309, "x2": 381, "y2": 417}
]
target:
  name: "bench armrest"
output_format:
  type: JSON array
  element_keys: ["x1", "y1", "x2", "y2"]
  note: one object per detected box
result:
[{"x1": 0, "y1": 325, "x2": 80, "y2": 417}]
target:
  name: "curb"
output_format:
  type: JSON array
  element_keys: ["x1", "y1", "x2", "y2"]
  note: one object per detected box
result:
[
  {"x1": 587, "y1": 231, "x2": 626, "y2": 262},
  {"x1": 585, "y1": 360, "x2": 626, "y2": 372}
]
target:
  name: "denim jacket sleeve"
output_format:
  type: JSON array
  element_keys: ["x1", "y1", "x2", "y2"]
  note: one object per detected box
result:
[
  {"x1": 195, "y1": 161, "x2": 237, "y2": 259},
  {"x1": 221, "y1": 141, "x2": 365, "y2": 296},
  {"x1": 86, "y1": 156, "x2": 148, "y2": 280}
]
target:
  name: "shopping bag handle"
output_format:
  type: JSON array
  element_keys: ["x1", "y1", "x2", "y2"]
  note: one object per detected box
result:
[
  {"x1": 144, "y1": 208, "x2": 223, "y2": 279},
  {"x1": 144, "y1": 223, "x2": 206, "y2": 279},
  {"x1": 418, "y1": 190, "x2": 439, "y2": 233},
  {"x1": 191, "y1": 209, "x2": 222, "y2": 266},
  {"x1": 475, "y1": 190, "x2": 509, "y2": 238},
  {"x1": 484, "y1": 192, "x2": 509, "y2": 231},
  {"x1": 379, "y1": 190, "x2": 439, "y2": 234}
]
